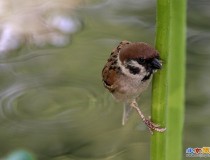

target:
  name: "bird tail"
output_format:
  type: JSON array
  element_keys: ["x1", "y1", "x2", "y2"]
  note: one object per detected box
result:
[{"x1": 122, "y1": 102, "x2": 133, "y2": 125}]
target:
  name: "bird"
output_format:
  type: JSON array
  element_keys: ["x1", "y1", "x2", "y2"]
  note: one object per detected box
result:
[{"x1": 102, "y1": 40, "x2": 166, "y2": 134}]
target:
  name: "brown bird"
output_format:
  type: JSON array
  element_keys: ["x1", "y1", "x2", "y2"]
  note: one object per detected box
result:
[{"x1": 102, "y1": 40, "x2": 166, "y2": 134}]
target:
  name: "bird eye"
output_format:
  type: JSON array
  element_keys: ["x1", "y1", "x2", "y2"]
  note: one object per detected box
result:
[{"x1": 137, "y1": 58, "x2": 145, "y2": 64}]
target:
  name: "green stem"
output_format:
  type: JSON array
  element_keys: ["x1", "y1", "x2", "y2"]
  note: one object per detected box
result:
[
  {"x1": 150, "y1": 0, "x2": 170, "y2": 159},
  {"x1": 150, "y1": 0, "x2": 186, "y2": 159}
]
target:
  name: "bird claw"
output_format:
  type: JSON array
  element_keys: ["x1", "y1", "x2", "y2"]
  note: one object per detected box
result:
[
  {"x1": 143, "y1": 117, "x2": 166, "y2": 134},
  {"x1": 147, "y1": 116, "x2": 160, "y2": 127}
]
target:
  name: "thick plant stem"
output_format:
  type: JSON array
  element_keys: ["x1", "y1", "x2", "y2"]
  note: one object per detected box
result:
[
  {"x1": 166, "y1": 0, "x2": 186, "y2": 159},
  {"x1": 150, "y1": 0, "x2": 170, "y2": 160},
  {"x1": 150, "y1": 0, "x2": 186, "y2": 159}
]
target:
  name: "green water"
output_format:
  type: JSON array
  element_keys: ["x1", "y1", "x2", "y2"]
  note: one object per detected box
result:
[{"x1": 0, "y1": 0, "x2": 209, "y2": 159}]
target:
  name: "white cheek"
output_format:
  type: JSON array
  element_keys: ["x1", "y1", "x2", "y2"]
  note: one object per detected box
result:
[{"x1": 134, "y1": 65, "x2": 146, "y2": 79}]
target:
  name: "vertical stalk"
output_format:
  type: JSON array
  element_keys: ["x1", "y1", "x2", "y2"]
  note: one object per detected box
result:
[
  {"x1": 150, "y1": 0, "x2": 170, "y2": 159},
  {"x1": 166, "y1": 0, "x2": 186, "y2": 159},
  {"x1": 150, "y1": 0, "x2": 186, "y2": 159}
]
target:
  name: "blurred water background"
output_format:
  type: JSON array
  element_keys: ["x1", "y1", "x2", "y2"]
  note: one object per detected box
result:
[{"x1": 0, "y1": 0, "x2": 209, "y2": 160}]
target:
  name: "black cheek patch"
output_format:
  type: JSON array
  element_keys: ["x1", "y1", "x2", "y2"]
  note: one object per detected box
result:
[
  {"x1": 142, "y1": 74, "x2": 151, "y2": 82},
  {"x1": 126, "y1": 65, "x2": 140, "y2": 75},
  {"x1": 141, "y1": 69, "x2": 153, "y2": 82}
]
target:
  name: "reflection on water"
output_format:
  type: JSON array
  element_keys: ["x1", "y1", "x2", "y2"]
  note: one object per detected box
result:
[
  {"x1": 0, "y1": 0, "x2": 83, "y2": 53},
  {"x1": 0, "y1": 0, "x2": 209, "y2": 159}
]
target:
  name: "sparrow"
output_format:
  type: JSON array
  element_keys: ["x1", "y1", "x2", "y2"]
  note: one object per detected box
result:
[{"x1": 102, "y1": 40, "x2": 166, "y2": 134}]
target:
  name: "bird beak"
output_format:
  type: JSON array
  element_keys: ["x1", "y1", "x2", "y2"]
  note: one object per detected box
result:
[{"x1": 151, "y1": 58, "x2": 162, "y2": 69}]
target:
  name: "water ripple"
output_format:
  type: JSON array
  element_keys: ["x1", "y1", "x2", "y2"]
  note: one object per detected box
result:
[{"x1": 0, "y1": 81, "x2": 99, "y2": 131}]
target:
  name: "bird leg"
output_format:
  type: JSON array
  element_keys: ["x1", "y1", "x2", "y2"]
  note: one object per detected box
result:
[{"x1": 130, "y1": 100, "x2": 166, "y2": 134}]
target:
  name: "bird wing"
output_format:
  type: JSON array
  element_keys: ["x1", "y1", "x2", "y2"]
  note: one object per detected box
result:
[
  {"x1": 102, "y1": 61, "x2": 119, "y2": 93},
  {"x1": 102, "y1": 40, "x2": 131, "y2": 93}
]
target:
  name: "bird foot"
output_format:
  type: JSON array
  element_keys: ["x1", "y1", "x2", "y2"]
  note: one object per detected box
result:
[
  {"x1": 143, "y1": 117, "x2": 166, "y2": 134},
  {"x1": 130, "y1": 100, "x2": 166, "y2": 134}
]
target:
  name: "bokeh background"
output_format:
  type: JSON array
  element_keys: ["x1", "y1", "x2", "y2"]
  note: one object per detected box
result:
[{"x1": 0, "y1": 0, "x2": 209, "y2": 160}]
